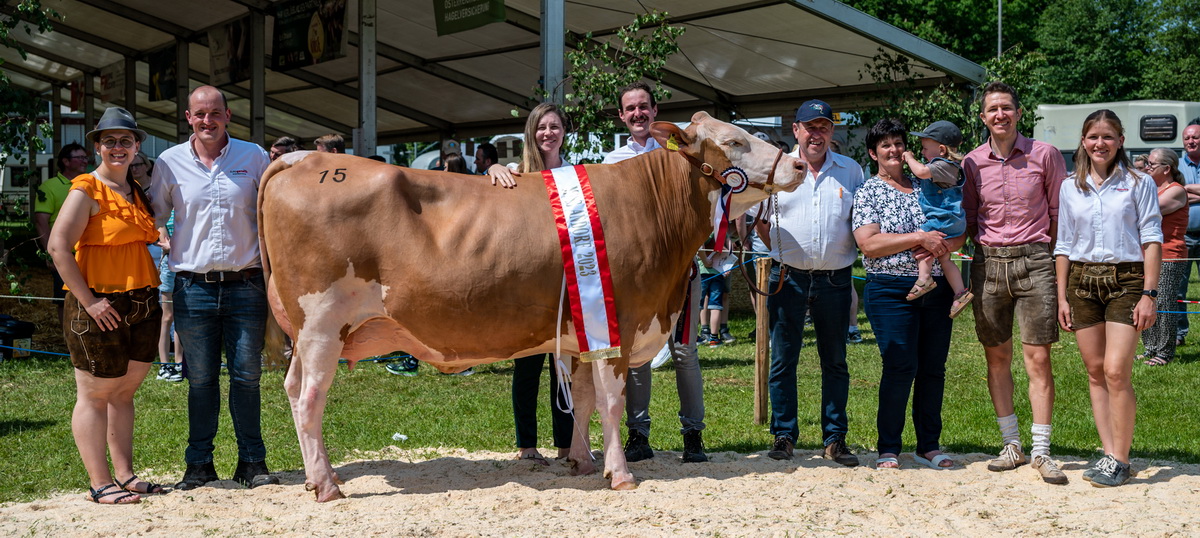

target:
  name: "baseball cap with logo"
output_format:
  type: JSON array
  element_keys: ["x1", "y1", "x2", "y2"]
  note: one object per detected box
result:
[{"x1": 794, "y1": 99, "x2": 834, "y2": 124}]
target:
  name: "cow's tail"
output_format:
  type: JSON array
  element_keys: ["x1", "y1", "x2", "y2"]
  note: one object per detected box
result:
[{"x1": 258, "y1": 152, "x2": 311, "y2": 370}]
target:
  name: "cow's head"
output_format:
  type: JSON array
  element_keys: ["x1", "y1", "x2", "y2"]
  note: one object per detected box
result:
[{"x1": 651, "y1": 111, "x2": 805, "y2": 216}]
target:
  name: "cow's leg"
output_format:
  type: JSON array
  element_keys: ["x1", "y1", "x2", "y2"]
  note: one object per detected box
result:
[
  {"x1": 567, "y1": 357, "x2": 597, "y2": 476},
  {"x1": 594, "y1": 357, "x2": 636, "y2": 490},
  {"x1": 290, "y1": 334, "x2": 346, "y2": 502}
]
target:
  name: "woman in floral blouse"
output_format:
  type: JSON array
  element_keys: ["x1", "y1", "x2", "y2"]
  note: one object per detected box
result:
[{"x1": 852, "y1": 118, "x2": 964, "y2": 470}]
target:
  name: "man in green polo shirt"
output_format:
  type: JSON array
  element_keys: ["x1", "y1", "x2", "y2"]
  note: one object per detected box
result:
[{"x1": 35, "y1": 143, "x2": 89, "y2": 322}]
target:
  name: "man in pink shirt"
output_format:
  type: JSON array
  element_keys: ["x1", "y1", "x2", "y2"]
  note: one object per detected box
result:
[{"x1": 962, "y1": 82, "x2": 1068, "y2": 485}]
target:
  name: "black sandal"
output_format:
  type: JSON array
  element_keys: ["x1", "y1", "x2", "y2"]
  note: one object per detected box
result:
[
  {"x1": 118, "y1": 474, "x2": 167, "y2": 495},
  {"x1": 88, "y1": 483, "x2": 140, "y2": 504}
]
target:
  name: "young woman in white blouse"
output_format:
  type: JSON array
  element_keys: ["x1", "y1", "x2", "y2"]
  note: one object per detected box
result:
[{"x1": 1054, "y1": 109, "x2": 1162, "y2": 488}]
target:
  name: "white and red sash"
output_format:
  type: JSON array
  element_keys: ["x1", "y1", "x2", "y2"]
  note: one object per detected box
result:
[{"x1": 542, "y1": 165, "x2": 621, "y2": 361}]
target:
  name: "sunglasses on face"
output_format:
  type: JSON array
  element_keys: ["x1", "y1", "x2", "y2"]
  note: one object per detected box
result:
[{"x1": 100, "y1": 138, "x2": 137, "y2": 149}]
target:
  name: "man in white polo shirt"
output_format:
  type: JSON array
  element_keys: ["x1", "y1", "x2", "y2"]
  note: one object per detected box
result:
[
  {"x1": 754, "y1": 99, "x2": 864, "y2": 465},
  {"x1": 604, "y1": 81, "x2": 707, "y2": 464},
  {"x1": 150, "y1": 86, "x2": 275, "y2": 491}
]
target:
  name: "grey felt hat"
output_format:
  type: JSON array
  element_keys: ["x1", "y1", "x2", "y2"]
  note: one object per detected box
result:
[{"x1": 85, "y1": 107, "x2": 148, "y2": 144}]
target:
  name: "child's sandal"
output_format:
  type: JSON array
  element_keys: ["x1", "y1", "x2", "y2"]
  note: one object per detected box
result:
[
  {"x1": 906, "y1": 279, "x2": 937, "y2": 301},
  {"x1": 949, "y1": 289, "x2": 974, "y2": 318}
]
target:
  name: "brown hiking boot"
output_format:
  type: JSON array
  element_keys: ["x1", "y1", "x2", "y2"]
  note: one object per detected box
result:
[
  {"x1": 767, "y1": 436, "x2": 794, "y2": 460},
  {"x1": 823, "y1": 439, "x2": 859, "y2": 467}
]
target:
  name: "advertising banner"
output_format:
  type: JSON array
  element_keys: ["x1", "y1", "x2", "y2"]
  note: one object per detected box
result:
[
  {"x1": 272, "y1": 0, "x2": 349, "y2": 70},
  {"x1": 433, "y1": 0, "x2": 505, "y2": 36}
]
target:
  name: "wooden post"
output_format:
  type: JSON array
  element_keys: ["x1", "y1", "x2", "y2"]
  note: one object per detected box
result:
[{"x1": 753, "y1": 257, "x2": 771, "y2": 424}]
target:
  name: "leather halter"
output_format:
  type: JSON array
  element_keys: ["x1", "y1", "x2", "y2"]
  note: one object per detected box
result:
[{"x1": 682, "y1": 146, "x2": 786, "y2": 194}]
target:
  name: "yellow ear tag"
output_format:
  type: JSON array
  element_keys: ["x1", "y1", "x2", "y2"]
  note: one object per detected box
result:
[{"x1": 666, "y1": 135, "x2": 681, "y2": 151}]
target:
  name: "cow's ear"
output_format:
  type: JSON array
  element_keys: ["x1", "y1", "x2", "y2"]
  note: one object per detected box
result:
[{"x1": 650, "y1": 122, "x2": 694, "y2": 153}]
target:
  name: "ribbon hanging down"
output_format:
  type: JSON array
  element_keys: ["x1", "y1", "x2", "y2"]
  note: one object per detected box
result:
[
  {"x1": 711, "y1": 166, "x2": 748, "y2": 253},
  {"x1": 542, "y1": 165, "x2": 621, "y2": 362}
]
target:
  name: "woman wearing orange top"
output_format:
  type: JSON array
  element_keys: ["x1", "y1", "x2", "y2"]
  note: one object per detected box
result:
[
  {"x1": 1140, "y1": 148, "x2": 1188, "y2": 366},
  {"x1": 48, "y1": 107, "x2": 164, "y2": 504}
]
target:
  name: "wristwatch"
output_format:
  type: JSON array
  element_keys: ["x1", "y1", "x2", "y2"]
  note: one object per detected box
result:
[{"x1": 1142, "y1": 289, "x2": 1158, "y2": 298}]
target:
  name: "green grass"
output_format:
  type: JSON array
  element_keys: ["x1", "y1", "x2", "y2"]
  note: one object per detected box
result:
[{"x1": 3, "y1": 298, "x2": 1200, "y2": 503}]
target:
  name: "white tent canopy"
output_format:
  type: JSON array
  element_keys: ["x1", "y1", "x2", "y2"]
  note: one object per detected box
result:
[{"x1": 0, "y1": 0, "x2": 984, "y2": 147}]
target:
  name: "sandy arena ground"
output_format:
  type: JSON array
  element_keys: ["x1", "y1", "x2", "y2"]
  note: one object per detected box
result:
[{"x1": 2, "y1": 446, "x2": 1198, "y2": 536}]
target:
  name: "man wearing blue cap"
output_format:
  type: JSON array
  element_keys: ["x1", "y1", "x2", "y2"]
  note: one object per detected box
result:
[{"x1": 751, "y1": 100, "x2": 865, "y2": 464}]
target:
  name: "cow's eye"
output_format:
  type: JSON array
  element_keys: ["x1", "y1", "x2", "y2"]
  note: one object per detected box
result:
[{"x1": 724, "y1": 140, "x2": 741, "y2": 148}]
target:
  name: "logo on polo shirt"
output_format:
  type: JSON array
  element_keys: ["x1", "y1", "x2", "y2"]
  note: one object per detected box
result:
[{"x1": 229, "y1": 169, "x2": 250, "y2": 176}]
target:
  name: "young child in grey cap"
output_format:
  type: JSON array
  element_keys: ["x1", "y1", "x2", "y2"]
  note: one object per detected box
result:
[{"x1": 902, "y1": 120, "x2": 973, "y2": 318}]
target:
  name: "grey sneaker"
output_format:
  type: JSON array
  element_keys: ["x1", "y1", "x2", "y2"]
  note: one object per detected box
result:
[
  {"x1": 385, "y1": 358, "x2": 420, "y2": 376},
  {"x1": 1090, "y1": 454, "x2": 1132, "y2": 487},
  {"x1": 846, "y1": 329, "x2": 863, "y2": 344},
  {"x1": 1082, "y1": 454, "x2": 1112, "y2": 483},
  {"x1": 1031, "y1": 454, "x2": 1068, "y2": 484},
  {"x1": 720, "y1": 329, "x2": 736, "y2": 344},
  {"x1": 986, "y1": 443, "x2": 1028, "y2": 471}
]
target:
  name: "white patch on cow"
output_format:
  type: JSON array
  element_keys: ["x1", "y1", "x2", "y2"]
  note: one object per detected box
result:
[
  {"x1": 280, "y1": 150, "x2": 316, "y2": 166},
  {"x1": 296, "y1": 262, "x2": 391, "y2": 357}
]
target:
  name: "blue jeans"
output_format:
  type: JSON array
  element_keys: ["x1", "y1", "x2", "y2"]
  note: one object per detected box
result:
[
  {"x1": 767, "y1": 264, "x2": 852, "y2": 444},
  {"x1": 1177, "y1": 232, "x2": 1200, "y2": 339},
  {"x1": 864, "y1": 273, "x2": 954, "y2": 456},
  {"x1": 174, "y1": 274, "x2": 269, "y2": 465}
]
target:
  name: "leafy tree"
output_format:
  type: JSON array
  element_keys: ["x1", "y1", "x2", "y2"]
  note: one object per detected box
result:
[
  {"x1": 850, "y1": 44, "x2": 1047, "y2": 167},
  {"x1": 0, "y1": 0, "x2": 59, "y2": 292},
  {"x1": 533, "y1": 12, "x2": 684, "y2": 163},
  {"x1": 0, "y1": 1, "x2": 59, "y2": 167},
  {"x1": 1138, "y1": 0, "x2": 1200, "y2": 102},
  {"x1": 1034, "y1": 0, "x2": 1147, "y2": 104},
  {"x1": 846, "y1": 0, "x2": 1049, "y2": 65}
]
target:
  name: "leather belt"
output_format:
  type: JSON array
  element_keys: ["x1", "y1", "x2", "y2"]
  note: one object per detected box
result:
[{"x1": 178, "y1": 268, "x2": 263, "y2": 283}]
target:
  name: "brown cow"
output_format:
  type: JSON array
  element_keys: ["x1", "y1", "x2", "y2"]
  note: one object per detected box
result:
[{"x1": 259, "y1": 111, "x2": 804, "y2": 501}]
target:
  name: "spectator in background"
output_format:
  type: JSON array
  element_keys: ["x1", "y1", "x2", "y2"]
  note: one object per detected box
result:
[
  {"x1": 1133, "y1": 154, "x2": 1149, "y2": 173},
  {"x1": 475, "y1": 142, "x2": 499, "y2": 175},
  {"x1": 1141, "y1": 148, "x2": 1187, "y2": 366},
  {"x1": 48, "y1": 107, "x2": 164, "y2": 503},
  {"x1": 1176, "y1": 122, "x2": 1200, "y2": 346},
  {"x1": 314, "y1": 133, "x2": 344, "y2": 154},
  {"x1": 130, "y1": 152, "x2": 182, "y2": 383},
  {"x1": 37, "y1": 143, "x2": 90, "y2": 324},
  {"x1": 699, "y1": 235, "x2": 732, "y2": 347},
  {"x1": 269, "y1": 136, "x2": 299, "y2": 161},
  {"x1": 444, "y1": 153, "x2": 468, "y2": 174}
]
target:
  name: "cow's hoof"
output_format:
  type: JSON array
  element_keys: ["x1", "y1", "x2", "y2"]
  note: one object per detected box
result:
[
  {"x1": 314, "y1": 485, "x2": 346, "y2": 502},
  {"x1": 333, "y1": 472, "x2": 344, "y2": 485},
  {"x1": 569, "y1": 458, "x2": 597, "y2": 476},
  {"x1": 611, "y1": 479, "x2": 638, "y2": 491}
]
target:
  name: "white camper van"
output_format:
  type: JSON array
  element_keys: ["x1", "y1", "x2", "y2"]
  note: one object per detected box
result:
[{"x1": 1035, "y1": 100, "x2": 1200, "y2": 170}]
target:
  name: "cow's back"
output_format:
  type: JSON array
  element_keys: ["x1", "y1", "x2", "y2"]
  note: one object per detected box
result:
[{"x1": 261, "y1": 153, "x2": 567, "y2": 365}]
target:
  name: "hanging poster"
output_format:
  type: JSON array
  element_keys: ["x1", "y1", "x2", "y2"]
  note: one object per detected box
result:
[
  {"x1": 98, "y1": 61, "x2": 123, "y2": 103},
  {"x1": 433, "y1": 0, "x2": 505, "y2": 36},
  {"x1": 209, "y1": 16, "x2": 252, "y2": 86},
  {"x1": 148, "y1": 46, "x2": 177, "y2": 101},
  {"x1": 272, "y1": 0, "x2": 349, "y2": 70}
]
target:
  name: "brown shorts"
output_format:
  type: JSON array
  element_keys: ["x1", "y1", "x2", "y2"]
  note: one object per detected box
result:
[
  {"x1": 1066, "y1": 261, "x2": 1145, "y2": 330},
  {"x1": 64, "y1": 287, "x2": 161, "y2": 378},
  {"x1": 970, "y1": 243, "x2": 1060, "y2": 347}
]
